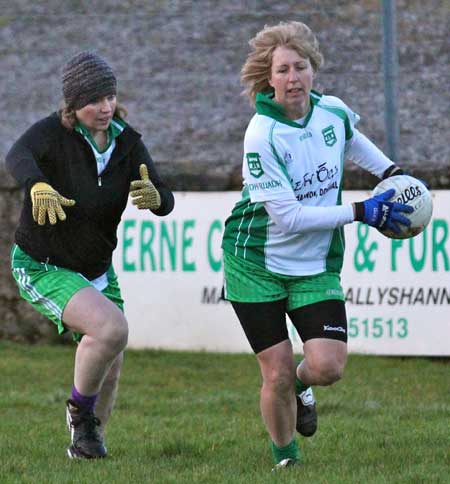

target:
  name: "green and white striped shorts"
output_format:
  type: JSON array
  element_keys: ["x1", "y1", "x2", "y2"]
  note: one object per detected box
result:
[
  {"x1": 10, "y1": 244, "x2": 124, "y2": 341},
  {"x1": 223, "y1": 251, "x2": 344, "y2": 312}
]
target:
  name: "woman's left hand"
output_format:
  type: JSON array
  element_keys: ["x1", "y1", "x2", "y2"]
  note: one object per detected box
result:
[{"x1": 129, "y1": 164, "x2": 161, "y2": 210}]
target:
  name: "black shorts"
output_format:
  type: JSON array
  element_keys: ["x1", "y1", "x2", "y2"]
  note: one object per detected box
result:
[{"x1": 231, "y1": 299, "x2": 348, "y2": 354}]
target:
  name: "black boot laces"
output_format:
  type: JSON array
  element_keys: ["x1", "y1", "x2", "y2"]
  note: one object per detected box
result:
[{"x1": 69, "y1": 404, "x2": 103, "y2": 443}]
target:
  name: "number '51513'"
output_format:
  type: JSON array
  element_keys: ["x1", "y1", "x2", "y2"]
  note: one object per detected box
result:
[{"x1": 348, "y1": 317, "x2": 408, "y2": 339}]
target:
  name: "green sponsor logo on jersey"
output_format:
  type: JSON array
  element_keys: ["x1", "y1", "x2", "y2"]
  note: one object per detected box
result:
[
  {"x1": 246, "y1": 152, "x2": 264, "y2": 178},
  {"x1": 299, "y1": 131, "x2": 312, "y2": 142},
  {"x1": 322, "y1": 125, "x2": 337, "y2": 146},
  {"x1": 248, "y1": 179, "x2": 282, "y2": 191}
]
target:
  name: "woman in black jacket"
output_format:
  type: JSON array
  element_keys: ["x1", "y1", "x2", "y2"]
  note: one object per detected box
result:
[{"x1": 6, "y1": 51, "x2": 174, "y2": 459}]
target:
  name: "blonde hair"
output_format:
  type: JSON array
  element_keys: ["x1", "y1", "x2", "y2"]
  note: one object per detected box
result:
[
  {"x1": 58, "y1": 101, "x2": 128, "y2": 130},
  {"x1": 241, "y1": 21, "x2": 324, "y2": 105}
]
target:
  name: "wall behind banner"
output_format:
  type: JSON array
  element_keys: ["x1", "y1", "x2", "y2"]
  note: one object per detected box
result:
[
  {"x1": 113, "y1": 191, "x2": 450, "y2": 356},
  {"x1": 0, "y1": 0, "x2": 449, "y2": 342}
]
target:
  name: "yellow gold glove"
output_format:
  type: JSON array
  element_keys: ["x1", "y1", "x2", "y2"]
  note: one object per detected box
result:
[
  {"x1": 130, "y1": 164, "x2": 161, "y2": 210},
  {"x1": 30, "y1": 182, "x2": 76, "y2": 226}
]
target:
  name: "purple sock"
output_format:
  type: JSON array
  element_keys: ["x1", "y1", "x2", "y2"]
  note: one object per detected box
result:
[{"x1": 71, "y1": 385, "x2": 98, "y2": 412}]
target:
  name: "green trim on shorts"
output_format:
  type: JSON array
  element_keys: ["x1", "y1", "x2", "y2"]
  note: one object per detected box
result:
[
  {"x1": 10, "y1": 244, "x2": 124, "y2": 342},
  {"x1": 223, "y1": 251, "x2": 344, "y2": 312}
]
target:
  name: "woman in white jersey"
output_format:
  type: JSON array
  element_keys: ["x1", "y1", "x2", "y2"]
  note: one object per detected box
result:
[
  {"x1": 221, "y1": 21, "x2": 413, "y2": 470},
  {"x1": 6, "y1": 51, "x2": 174, "y2": 459}
]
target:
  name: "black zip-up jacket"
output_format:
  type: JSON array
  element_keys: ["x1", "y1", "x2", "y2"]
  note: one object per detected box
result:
[{"x1": 6, "y1": 113, "x2": 174, "y2": 280}]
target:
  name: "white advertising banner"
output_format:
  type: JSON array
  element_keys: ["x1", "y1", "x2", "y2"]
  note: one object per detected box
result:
[{"x1": 113, "y1": 191, "x2": 450, "y2": 355}]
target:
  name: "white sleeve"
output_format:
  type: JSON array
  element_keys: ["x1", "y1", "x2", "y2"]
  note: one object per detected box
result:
[
  {"x1": 264, "y1": 198, "x2": 355, "y2": 235},
  {"x1": 345, "y1": 128, "x2": 394, "y2": 178},
  {"x1": 242, "y1": 120, "x2": 295, "y2": 203}
]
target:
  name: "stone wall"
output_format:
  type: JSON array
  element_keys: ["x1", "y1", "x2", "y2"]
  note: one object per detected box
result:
[
  {"x1": 0, "y1": 0, "x2": 449, "y2": 341},
  {"x1": 0, "y1": 0, "x2": 449, "y2": 167}
]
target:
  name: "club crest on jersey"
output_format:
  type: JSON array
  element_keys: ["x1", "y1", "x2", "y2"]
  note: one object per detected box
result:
[
  {"x1": 284, "y1": 152, "x2": 294, "y2": 164},
  {"x1": 246, "y1": 152, "x2": 264, "y2": 178},
  {"x1": 322, "y1": 125, "x2": 337, "y2": 147}
]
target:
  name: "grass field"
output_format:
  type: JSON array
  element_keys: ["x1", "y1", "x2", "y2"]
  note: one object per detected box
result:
[{"x1": 0, "y1": 341, "x2": 448, "y2": 484}]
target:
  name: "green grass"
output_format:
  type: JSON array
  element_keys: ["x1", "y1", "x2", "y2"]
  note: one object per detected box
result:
[{"x1": 0, "y1": 342, "x2": 449, "y2": 483}]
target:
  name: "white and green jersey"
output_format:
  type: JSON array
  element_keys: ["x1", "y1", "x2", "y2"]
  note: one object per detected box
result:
[
  {"x1": 75, "y1": 117, "x2": 126, "y2": 175},
  {"x1": 222, "y1": 90, "x2": 360, "y2": 276}
]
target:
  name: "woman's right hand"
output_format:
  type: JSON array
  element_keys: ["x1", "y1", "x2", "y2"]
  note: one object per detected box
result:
[{"x1": 30, "y1": 182, "x2": 76, "y2": 225}]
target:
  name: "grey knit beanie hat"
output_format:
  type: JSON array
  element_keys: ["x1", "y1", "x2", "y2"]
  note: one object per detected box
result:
[{"x1": 62, "y1": 51, "x2": 117, "y2": 110}]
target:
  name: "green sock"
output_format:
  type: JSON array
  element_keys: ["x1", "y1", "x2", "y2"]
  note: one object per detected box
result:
[
  {"x1": 271, "y1": 438, "x2": 301, "y2": 464},
  {"x1": 295, "y1": 361, "x2": 309, "y2": 394}
]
